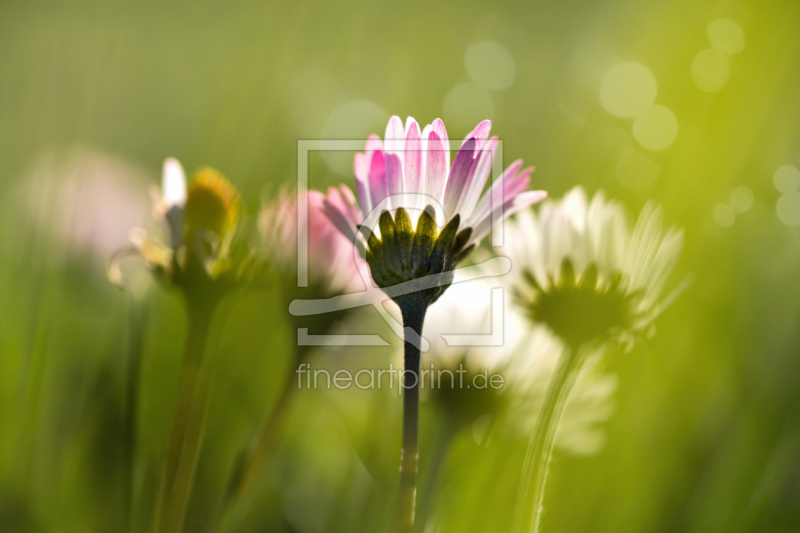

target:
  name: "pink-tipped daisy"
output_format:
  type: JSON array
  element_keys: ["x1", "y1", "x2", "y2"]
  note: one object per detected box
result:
[{"x1": 323, "y1": 116, "x2": 546, "y2": 306}]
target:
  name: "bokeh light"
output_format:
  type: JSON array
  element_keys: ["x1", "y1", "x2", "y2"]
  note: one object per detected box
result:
[
  {"x1": 632, "y1": 105, "x2": 678, "y2": 150},
  {"x1": 600, "y1": 62, "x2": 658, "y2": 118},
  {"x1": 443, "y1": 83, "x2": 495, "y2": 133},
  {"x1": 692, "y1": 49, "x2": 730, "y2": 92},
  {"x1": 465, "y1": 41, "x2": 516, "y2": 90},
  {"x1": 776, "y1": 192, "x2": 800, "y2": 226},
  {"x1": 773, "y1": 165, "x2": 800, "y2": 193},
  {"x1": 322, "y1": 100, "x2": 388, "y2": 175},
  {"x1": 616, "y1": 146, "x2": 660, "y2": 190},
  {"x1": 713, "y1": 202, "x2": 735, "y2": 227},
  {"x1": 708, "y1": 19, "x2": 745, "y2": 55},
  {"x1": 729, "y1": 186, "x2": 754, "y2": 213}
]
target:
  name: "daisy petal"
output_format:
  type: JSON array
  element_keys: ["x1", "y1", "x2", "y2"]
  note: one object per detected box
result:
[
  {"x1": 424, "y1": 131, "x2": 448, "y2": 208},
  {"x1": 431, "y1": 118, "x2": 451, "y2": 172},
  {"x1": 384, "y1": 115, "x2": 404, "y2": 156},
  {"x1": 368, "y1": 150, "x2": 388, "y2": 211},
  {"x1": 385, "y1": 152, "x2": 404, "y2": 201},
  {"x1": 459, "y1": 136, "x2": 498, "y2": 220},
  {"x1": 462, "y1": 120, "x2": 492, "y2": 150},
  {"x1": 404, "y1": 118, "x2": 422, "y2": 195},
  {"x1": 354, "y1": 152, "x2": 372, "y2": 217},
  {"x1": 471, "y1": 190, "x2": 548, "y2": 243},
  {"x1": 444, "y1": 138, "x2": 478, "y2": 219},
  {"x1": 322, "y1": 196, "x2": 358, "y2": 245}
]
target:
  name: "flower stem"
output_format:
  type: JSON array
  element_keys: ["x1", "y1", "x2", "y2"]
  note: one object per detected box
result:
[
  {"x1": 512, "y1": 344, "x2": 585, "y2": 533},
  {"x1": 208, "y1": 359, "x2": 297, "y2": 532},
  {"x1": 397, "y1": 296, "x2": 428, "y2": 533},
  {"x1": 153, "y1": 300, "x2": 216, "y2": 533}
]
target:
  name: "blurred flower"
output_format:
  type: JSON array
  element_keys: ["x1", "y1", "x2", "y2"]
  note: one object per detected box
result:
[
  {"x1": 510, "y1": 187, "x2": 684, "y2": 533},
  {"x1": 109, "y1": 158, "x2": 265, "y2": 300},
  {"x1": 17, "y1": 147, "x2": 151, "y2": 262},
  {"x1": 398, "y1": 276, "x2": 617, "y2": 456},
  {"x1": 505, "y1": 186, "x2": 684, "y2": 349},
  {"x1": 259, "y1": 187, "x2": 367, "y2": 296},
  {"x1": 323, "y1": 115, "x2": 546, "y2": 306}
]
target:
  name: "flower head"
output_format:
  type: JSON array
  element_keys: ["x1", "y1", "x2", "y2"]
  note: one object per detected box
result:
[
  {"x1": 109, "y1": 158, "x2": 263, "y2": 299},
  {"x1": 259, "y1": 187, "x2": 367, "y2": 296},
  {"x1": 323, "y1": 116, "x2": 546, "y2": 306},
  {"x1": 505, "y1": 187, "x2": 684, "y2": 348}
]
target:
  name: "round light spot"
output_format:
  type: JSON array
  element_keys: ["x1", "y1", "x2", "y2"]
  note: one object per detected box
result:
[
  {"x1": 692, "y1": 49, "x2": 730, "y2": 92},
  {"x1": 465, "y1": 41, "x2": 516, "y2": 91},
  {"x1": 600, "y1": 62, "x2": 658, "y2": 118},
  {"x1": 773, "y1": 165, "x2": 800, "y2": 193},
  {"x1": 322, "y1": 100, "x2": 388, "y2": 176},
  {"x1": 776, "y1": 192, "x2": 800, "y2": 226},
  {"x1": 708, "y1": 19, "x2": 745, "y2": 55},
  {"x1": 713, "y1": 203, "x2": 735, "y2": 227},
  {"x1": 729, "y1": 186, "x2": 754, "y2": 213},
  {"x1": 616, "y1": 147, "x2": 661, "y2": 190},
  {"x1": 632, "y1": 105, "x2": 679, "y2": 150},
  {"x1": 443, "y1": 83, "x2": 495, "y2": 134}
]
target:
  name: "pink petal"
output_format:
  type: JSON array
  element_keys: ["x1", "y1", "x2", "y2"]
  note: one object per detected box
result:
[
  {"x1": 470, "y1": 190, "x2": 548, "y2": 243},
  {"x1": 365, "y1": 134, "x2": 383, "y2": 158},
  {"x1": 339, "y1": 184, "x2": 363, "y2": 225},
  {"x1": 384, "y1": 116, "x2": 404, "y2": 155},
  {"x1": 424, "y1": 131, "x2": 448, "y2": 208},
  {"x1": 467, "y1": 160, "x2": 525, "y2": 226},
  {"x1": 462, "y1": 120, "x2": 492, "y2": 150},
  {"x1": 404, "y1": 119, "x2": 422, "y2": 195},
  {"x1": 443, "y1": 138, "x2": 478, "y2": 218},
  {"x1": 385, "y1": 152, "x2": 404, "y2": 200},
  {"x1": 354, "y1": 152, "x2": 372, "y2": 217},
  {"x1": 431, "y1": 118, "x2": 451, "y2": 171},
  {"x1": 322, "y1": 193, "x2": 358, "y2": 244},
  {"x1": 459, "y1": 136, "x2": 498, "y2": 220},
  {"x1": 368, "y1": 150, "x2": 388, "y2": 210}
]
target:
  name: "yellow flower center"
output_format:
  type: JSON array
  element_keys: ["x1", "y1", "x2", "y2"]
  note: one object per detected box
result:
[{"x1": 183, "y1": 167, "x2": 243, "y2": 242}]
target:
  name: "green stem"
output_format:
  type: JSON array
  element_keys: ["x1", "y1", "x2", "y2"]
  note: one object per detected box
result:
[
  {"x1": 208, "y1": 359, "x2": 298, "y2": 533},
  {"x1": 414, "y1": 418, "x2": 458, "y2": 532},
  {"x1": 512, "y1": 344, "x2": 585, "y2": 533},
  {"x1": 123, "y1": 295, "x2": 146, "y2": 533},
  {"x1": 397, "y1": 296, "x2": 428, "y2": 533},
  {"x1": 153, "y1": 301, "x2": 216, "y2": 533}
]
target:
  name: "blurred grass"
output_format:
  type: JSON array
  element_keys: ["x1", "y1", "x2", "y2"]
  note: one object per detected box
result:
[{"x1": 2, "y1": 0, "x2": 800, "y2": 531}]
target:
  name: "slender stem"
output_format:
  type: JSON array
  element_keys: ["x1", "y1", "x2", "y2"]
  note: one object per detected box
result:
[
  {"x1": 512, "y1": 344, "x2": 585, "y2": 533},
  {"x1": 123, "y1": 295, "x2": 146, "y2": 533},
  {"x1": 414, "y1": 418, "x2": 458, "y2": 532},
  {"x1": 208, "y1": 360, "x2": 298, "y2": 533},
  {"x1": 153, "y1": 301, "x2": 216, "y2": 533},
  {"x1": 397, "y1": 297, "x2": 428, "y2": 533}
]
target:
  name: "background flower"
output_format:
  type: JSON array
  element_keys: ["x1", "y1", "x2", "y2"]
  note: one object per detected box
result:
[{"x1": 504, "y1": 186, "x2": 684, "y2": 348}]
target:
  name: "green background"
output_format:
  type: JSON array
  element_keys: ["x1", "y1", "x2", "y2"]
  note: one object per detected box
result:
[{"x1": 1, "y1": 0, "x2": 799, "y2": 531}]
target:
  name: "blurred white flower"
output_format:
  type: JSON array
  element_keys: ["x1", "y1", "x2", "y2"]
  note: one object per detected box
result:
[{"x1": 504, "y1": 186, "x2": 684, "y2": 349}]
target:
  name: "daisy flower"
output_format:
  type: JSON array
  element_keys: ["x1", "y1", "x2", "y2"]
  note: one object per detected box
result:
[
  {"x1": 109, "y1": 157, "x2": 265, "y2": 302},
  {"x1": 505, "y1": 186, "x2": 684, "y2": 350},
  {"x1": 323, "y1": 116, "x2": 545, "y2": 533},
  {"x1": 108, "y1": 158, "x2": 266, "y2": 533},
  {"x1": 323, "y1": 116, "x2": 546, "y2": 308},
  {"x1": 508, "y1": 187, "x2": 684, "y2": 533}
]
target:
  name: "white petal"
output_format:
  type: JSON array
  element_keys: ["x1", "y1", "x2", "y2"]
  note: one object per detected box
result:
[{"x1": 162, "y1": 157, "x2": 187, "y2": 209}]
